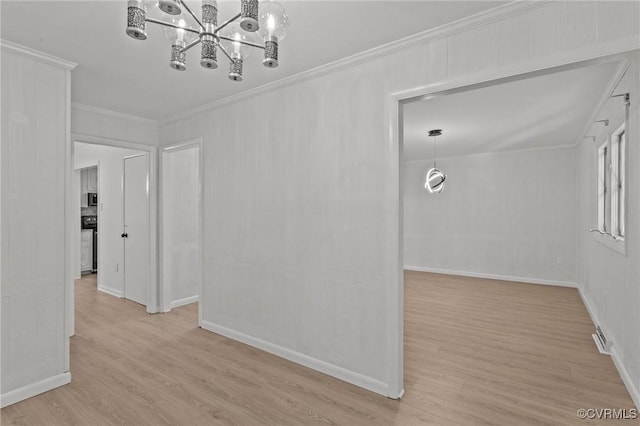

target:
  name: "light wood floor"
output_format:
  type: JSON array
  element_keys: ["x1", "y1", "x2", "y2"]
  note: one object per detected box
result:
[{"x1": 1, "y1": 271, "x2": 635, "y2": 425}]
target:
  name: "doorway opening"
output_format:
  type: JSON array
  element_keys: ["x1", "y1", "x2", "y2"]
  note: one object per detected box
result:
[
  {"x1": 77, "y1": 165, "x2": 98, "y2": 277},
  {"x1": 160, "y1": 140, "x2": 203, "y2": 323},
  {"x1": 391, "y1": 49, "x2": 638, "y2": 405},
  {"x1": 68, "y1": 136, "x2": 159, "y2": 337}
]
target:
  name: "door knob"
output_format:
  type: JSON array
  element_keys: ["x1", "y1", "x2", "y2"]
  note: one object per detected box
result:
[{"x1": 121, "y1": 233, "x2": 128, "y2": 238}]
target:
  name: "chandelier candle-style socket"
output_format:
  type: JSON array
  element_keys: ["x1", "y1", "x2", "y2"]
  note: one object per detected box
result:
[
  {"x1": 126, "y1": 0, "x2": 147, "y2": 40},
  {"x1": 125, "y1": 0, "x2": 289, "y2": 81},
  {"x1": 170, "y1": 40, "x2": 187, "y2": 70},
  {"x1": 159, "y1": 0, "x2": 182, "y2": 15},
  {"x1": 229, "y1": 57, "x2": 244, "y2": 81},
  {"x1": 200, "y1": 0, "x2": 218, "y2": 68},
  {"x1": 240, "y1": 0, "x2": 259, "y2": 32},
  {"x1": 263, "y1": 38, "x2": 278, "y2": 67}
]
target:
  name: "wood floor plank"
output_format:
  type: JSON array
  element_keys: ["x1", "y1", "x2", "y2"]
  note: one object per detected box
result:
[{"x1": 1, "y1": 272, "x2": 636, "y2": 425}]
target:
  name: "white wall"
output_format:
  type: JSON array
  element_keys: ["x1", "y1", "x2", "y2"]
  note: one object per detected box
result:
[
  {"x1": 1, "y1": 43, "x2": 74, "y2": 406},
  {"x1": 404, "y1": 147, "x2": 577, "y2": 285},
  {"x1": 71, "y1": 104, "x2": 158, "y2": 147},
  {"x1": 162, "y1": 145, "x2": 200, "y2": 309},
  {"x1": 159, "y1": 2, "x2": 640, "y2": 396},
  {"x1": 577, "y1": 54, "x2": 640, "y2": 407},
  {"x1": 74, "y1": 143, "x2": 145, "y2": 297}
]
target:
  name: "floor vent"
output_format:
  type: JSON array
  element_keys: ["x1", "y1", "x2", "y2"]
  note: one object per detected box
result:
[{"x1": 592, "y1": 325, "x2": 611, "y2": 355}]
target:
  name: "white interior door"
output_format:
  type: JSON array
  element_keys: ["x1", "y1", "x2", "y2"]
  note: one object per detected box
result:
[{"x1": 123, "y1": 154, "x2": 149, "y2": 306}]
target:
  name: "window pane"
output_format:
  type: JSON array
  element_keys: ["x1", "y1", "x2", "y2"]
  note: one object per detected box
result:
[
  {"x1": 597, "y1": 143, "x2": 607, "y2": 231},
  {"x1": 604, "y1": 145, "x2": 610, "y2": 232},
  {"x1": 618, "y1": 131, "x2": 625, "y2": 237}
]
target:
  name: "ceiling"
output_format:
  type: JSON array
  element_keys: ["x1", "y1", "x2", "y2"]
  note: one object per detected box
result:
[
  {"x1": 0, "y1": 0, "x2": 505, "y2": 120},
  {"x1": 402, "y1": 60, "x2": 621, "y2": 161}
]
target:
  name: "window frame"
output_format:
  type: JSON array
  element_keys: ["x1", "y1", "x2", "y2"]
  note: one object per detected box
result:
[
  {"x1": 610, "y1": 124, "x2": 625, "y2": 239},
  {"x1": 594, "y1": 122, "x2": 626, "y2": 255}
]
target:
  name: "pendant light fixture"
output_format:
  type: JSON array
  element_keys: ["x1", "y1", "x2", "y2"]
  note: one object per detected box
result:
[
  {"x1": 125, "y1": 0, "x2": 289, "y2": 81},
  {"x1": 425, "y1": 129, "x2": 446, "y2": 194}
]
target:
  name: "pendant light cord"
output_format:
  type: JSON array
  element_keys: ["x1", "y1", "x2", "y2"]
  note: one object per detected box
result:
[{"x1": 433, "y1": 135, "x2": 437, "y2": 168}]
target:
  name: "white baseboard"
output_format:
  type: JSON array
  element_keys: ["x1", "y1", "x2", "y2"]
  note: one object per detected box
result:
[
  {"x1": 578, "y1": 288, "x2": 640, "y2": 411},
  {"x1": 611, "y1": 346, "x2": 640, "y2": 410},
  {"x1": 170, "y1": 295, "x2": 199, "y2": 309},
  {"x1": 404, "y1": 265, "x2": 577, "y2": 288},
  {"x1": 578, "y1": 287, "x2": 599, "y2": 328},
  {"x1": 0, "y1": 372, "x2": 71, "y2": 408},
  {"x1": 200, "y1": 320, "x2": 389, "y2": 397},
  {"x1": 97, "y1": 285, "x2": 122, "y2": 298}
]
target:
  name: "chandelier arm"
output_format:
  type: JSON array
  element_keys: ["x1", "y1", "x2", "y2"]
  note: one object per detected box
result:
[
  {"x1": 180, "y1": 38, "x2": 202, "y2": 54},
  {"x1": 215, "y1": 13, "x2": 242, "y2": 34},
  {"x1": 218, "y1": 36, "x2": 266, "y2": 50},
  {"x1": 177, "y1": 0, "x2": 205, "y2": 31},
  {"x1": 217, "y1": 43, "x2": 235, "y2": 62},
  {"x1": 145, "y1": 17, "x2": 201, "y2": 35}
]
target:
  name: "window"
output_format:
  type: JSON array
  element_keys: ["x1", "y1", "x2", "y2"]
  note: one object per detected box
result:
[
  {"x1": 597, "y1": 123, "x2": 626, "y2": 242},
  {"x1": 612, "y1": 126, "x2": 625, "y2": 238}
]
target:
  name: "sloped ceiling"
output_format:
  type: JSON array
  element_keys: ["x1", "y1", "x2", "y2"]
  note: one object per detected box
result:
[{"x1": 403, "y1": 60, "x2": 621, "y2": 159}]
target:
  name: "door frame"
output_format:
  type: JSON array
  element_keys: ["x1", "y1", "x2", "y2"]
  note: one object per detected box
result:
[
  {"x1": 66, "y1": 133, "x2": 159, "y2": 346},
  {"x1": 385, "y1": 41, "x2": 640, "y2": 399},
  {"x1": 122, "y1": 152, "x2": 152, "y2": 307},
  {"x1": 159, "y1": 138, "x2": 203, "y2": 320},
  {"x1": 76, "y1": 163, "x2": 99, "y2": 279}
]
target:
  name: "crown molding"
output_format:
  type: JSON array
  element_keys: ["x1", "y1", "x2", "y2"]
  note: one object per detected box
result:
[
  {"x1": 0, "y1": 39, "x2": 77, "y2": 70},
  {"x1": 71, "y1": 103, "x2": 158, "y2": 126},
  {"x1": 160, "y1": 1, "x2": 549, "y2": 125}
]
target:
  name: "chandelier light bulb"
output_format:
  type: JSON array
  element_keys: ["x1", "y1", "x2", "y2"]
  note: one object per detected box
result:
[
  {"x1": 220, "y1": 22, "x2": 257, "y2": 81},
  {"x1": 162, "y1": 18, "x2": 193, "y2": 71},
  {"x1": 258, "y1": 1, "x2": 289, "y2": 40},
  {"x1": 162, "y1": 17, "x2": 196, "y2": 44},
  {"x1": 177, "y1": 18, "x2": 187, "y2": 42},
  {"x1": 220, "y1": 22, "x2": 255, "y2": 58},
  {"x1": 257, "y1": 1, "x2": 288, "y2": 67},
  {"x1": 144, "y1": 0, "x2": 159, "y2": 11}
]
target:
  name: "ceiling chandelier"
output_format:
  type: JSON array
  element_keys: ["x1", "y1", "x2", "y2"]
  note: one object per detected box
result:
[
  {"x1": 425, "y1": 129, "x2": 446, "y2": 194},
  {"x1": 126, "y1": 0, "x2": 289, "y2": 81}
]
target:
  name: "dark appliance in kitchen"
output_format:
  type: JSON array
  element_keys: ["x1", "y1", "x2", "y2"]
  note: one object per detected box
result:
[
  {"x1": 81, "y1": 215, "x2": 98, "y2": 272},
  {"x1": 88, "y1": 192, "x2": 98, "y2": 206}
]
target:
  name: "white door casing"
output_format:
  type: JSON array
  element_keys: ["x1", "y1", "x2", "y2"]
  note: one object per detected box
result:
[{"x1": 160, "y1": 140, "x2": 203, "y2": 313}]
